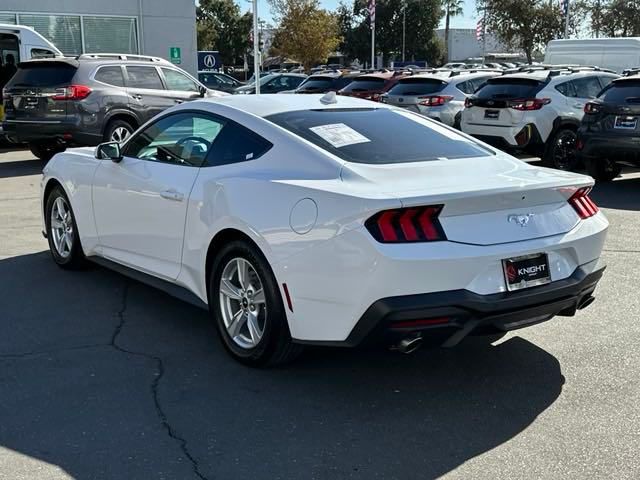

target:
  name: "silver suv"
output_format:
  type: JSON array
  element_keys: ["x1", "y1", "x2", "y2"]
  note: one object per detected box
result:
[
  {"x1": 380, "y1": 70, "x2": 502, "y2": 128},
  {"x1": 461, "y1": 66, "x2": 618, "y2": 169}
]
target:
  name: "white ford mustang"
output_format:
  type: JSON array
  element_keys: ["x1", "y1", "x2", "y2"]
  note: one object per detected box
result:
[{"x1": 41, "y1": 93, "x2": 607, "y2": 366}]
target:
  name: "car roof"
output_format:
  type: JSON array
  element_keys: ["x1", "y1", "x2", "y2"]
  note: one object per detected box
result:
[
  {"x1": 200, "y1": 93, "x2": 391, "y2": 118},
  {"x1": 355, "y1": 72, "x2": 395, "y2": 80}
]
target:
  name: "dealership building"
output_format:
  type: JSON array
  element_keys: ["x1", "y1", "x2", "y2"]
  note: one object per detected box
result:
[{"x1": 0, "y1": 0, "x2": 198, "y2": 74}]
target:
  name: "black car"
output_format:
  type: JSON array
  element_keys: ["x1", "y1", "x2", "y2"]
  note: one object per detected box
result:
[
  {"x1": 198, "y1": 71, "x2": 244, "y2": 93},
  {"x1": 578, "y1": 75, "x2": 640, "y2": 181},
  {"x1": 233, "y1": 73, "x2": 307, "y2": 94},
  {"x1": 3, "y1": 54, "x2": 215, "y2": 160},
  {"x1": 294, "y1": 72, "x2": 359, "y2": 94}
]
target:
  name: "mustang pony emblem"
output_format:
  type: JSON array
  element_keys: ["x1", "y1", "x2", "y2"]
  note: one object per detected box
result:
[{"x1": 508, "y1": 213, "x2": 535, "y2": 227}]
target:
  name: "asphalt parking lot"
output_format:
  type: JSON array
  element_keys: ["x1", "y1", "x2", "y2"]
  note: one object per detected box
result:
[{"x1": 0, "y1": 149, "x2": 639, "y2": 480}]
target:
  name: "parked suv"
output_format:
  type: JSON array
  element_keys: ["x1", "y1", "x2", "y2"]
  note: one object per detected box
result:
[
  {"x1": 293, "y1": 71, "x2": 360, "y2": 94},
  {"x1": 381, "y1": 70, "x2": 502, "y2": 128},
  {"x1": 461, "y1": 66, "x2": 618, "y2": 169},
  {"x1": 578, "y1": 74, "x2": 640, "y2": 181},
  {"x1": 338, "y1": 71, "x2": 404, "y2": 101},
  {"x1": 198, "y1": 71, "x2": 244, "y2": 93},
  {"x1": 3, "y1": 54, "x2": 223, "y2": 160},
  {"x1": 234, "y1": 73, "x2": 306, "y2": 94}
]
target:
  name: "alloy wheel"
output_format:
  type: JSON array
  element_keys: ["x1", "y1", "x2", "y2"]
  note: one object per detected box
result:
[
  {"x1": 50, "y1": 196, "x2": 73, "y2": 258},
  {"x1": 219, "y1": 257, "x2": 267, "y2": 349},
  {"x1": 111, "y1": 126, "x2": 131, "y2": 143},
  {"x1": 552, "y1": 130, "x2": 578, "y2": 170}
]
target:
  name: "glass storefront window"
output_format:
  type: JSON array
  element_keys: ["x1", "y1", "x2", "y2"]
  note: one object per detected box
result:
[
  {"x1": 20, "y1": 14, "x2": 82, "y2": 55},
  {"x1": 83, "y1": 17, "x2": 138, "y2": 55},
  {"x1": 0, "y1": 13, "x2": 17, "y2": 24}
]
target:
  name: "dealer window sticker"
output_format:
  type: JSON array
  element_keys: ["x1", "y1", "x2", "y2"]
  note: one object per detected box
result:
[{"x1": 309, "y1": 123, "x2": 371, "y2": 148}]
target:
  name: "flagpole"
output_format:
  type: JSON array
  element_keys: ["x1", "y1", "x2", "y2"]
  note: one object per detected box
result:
[
  {"x1": 564, "y1": 0, "x2": 570, "y2": 39},
  {"x1": 371, "y1": 3, "x2": 375, "y2": 69},
  {"x1": 252, "y1": 0, "x2": 260, "y2": 94}
]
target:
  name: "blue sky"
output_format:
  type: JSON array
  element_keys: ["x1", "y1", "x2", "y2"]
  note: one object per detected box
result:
[{"x1": 230, "y1": 0, "x2": 478, "y2": 28}]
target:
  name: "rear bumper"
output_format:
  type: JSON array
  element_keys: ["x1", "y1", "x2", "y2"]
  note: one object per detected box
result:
[
  {"x1": 462, "y1": 122, "x2": 543, "y2": 150},
  {"x1": 578, "y1": 133, "x2": 640, "y2": 163},
  {"x1": 2, "y1": 119, "x2": 101, "y2": 146},
  {"x1": 304, "y1": 263, "x2": 605, "y2": 348}
]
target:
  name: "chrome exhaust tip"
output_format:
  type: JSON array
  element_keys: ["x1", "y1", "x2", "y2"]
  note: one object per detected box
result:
[
  {"x1": 395, "y1": 336, "x2": 424, "y2": 354},
  {"x1": 577, "y1": 295, "x2": 595, "y2": 310}
]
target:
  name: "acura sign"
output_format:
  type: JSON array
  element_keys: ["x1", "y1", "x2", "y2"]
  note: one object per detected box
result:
[{"x1": 197, "y1": 51, "x2": 222, "y2": 71}]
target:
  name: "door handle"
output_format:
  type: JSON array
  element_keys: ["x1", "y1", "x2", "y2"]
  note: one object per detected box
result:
[
  {"x1": 160, "y1": 189, "x2": 184, "y2": 201},
  {"x1": 132, "y1": 94, "x2": 143, "y2": 100},
  {"x1": 174, "y1": 99, "x2": 184, "y2": 104},
  {"x1": 574, "y1": 103, "x2": 584, "y2": 109}
]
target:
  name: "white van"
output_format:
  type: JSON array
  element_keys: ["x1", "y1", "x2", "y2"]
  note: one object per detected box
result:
[
  {"x1": 0, "y1": 24, "x2": 62, "y2": 64},
  {"x1": 545, "y1": 38, "x2": 640, "y2": 73}
]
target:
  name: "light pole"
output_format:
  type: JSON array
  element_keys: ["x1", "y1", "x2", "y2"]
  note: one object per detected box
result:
[{"x1": 252, "y1": 0, "x2": 260, "y2": 94}]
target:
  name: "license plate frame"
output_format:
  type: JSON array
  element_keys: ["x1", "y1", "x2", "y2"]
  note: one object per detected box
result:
[
  {"x1": 484, "y1": 109, "x2": 500, "y2": 120},
  {"x1": 502, "y1": 253, "x2": 551, "y2": 292},
  {"x1": 614, "y1": 116, "x2": 637, "y2": 130}
]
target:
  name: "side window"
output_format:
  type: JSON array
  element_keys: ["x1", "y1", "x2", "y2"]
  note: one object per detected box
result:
[
  {"x1": 570, "y1": 76, "x2": 603, "y2": 99},
  {"x1": 126, "y1": 66, "x2": 164, "y2": 90},
  {"x1": 162, "y1": 68, "x2": 199, "y2": 92},
  {"x1": 95, "y1": 66, "x2": 125, "y2": 87},
  {"x1": 555, "y1": 81, "x2": 576, "y2": 97},
  {"x1": 123, "y1": 112, "x2": 224, "y2": 167},
  {"x1": 471, "y1": 77, "x2": 489, "y2": 93},
  {"x1": 455, "y1": 80, "x2": 472, "y2": 94},
  {"x1": 206, "y1": 122, "x2": 272, "y2": 167},
  {"x1": 598, "y1": 75, "x2": 615, "y2": 90},
  {"x1": 30, "y1": 48, "x2": 55, "y2": 59}
]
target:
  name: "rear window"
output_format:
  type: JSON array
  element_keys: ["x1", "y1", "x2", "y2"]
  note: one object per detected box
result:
[
  {"x1": 475, "y1": 78, "x2": 544, "y2": 99},
  {"x1": 9, "y1": 64, "x2": 76, "y2": 87},
  {"x1": 297, "y1": 77, "x2": 335, "y2": 91},
  {"x1": 266, "y1": 108, "x2": 492, "y2": 164},
  {"x1": 387, "y1": 78, "x2": 446, "y2": 96},
  {"x1": 599, "y1": 80, "x2": 640, "y2": 103},
  {"x1": 340, "y1": 78, "x2": 386, "y2": 92}
]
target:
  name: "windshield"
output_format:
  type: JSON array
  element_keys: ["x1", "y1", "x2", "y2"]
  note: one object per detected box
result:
[
  {"x1": 475, "y1": 78, "x2": 544, "y2": 99},
  {"x1": 340, "y1": 78, "x2": 386, "y2": 92},
  {"x1": 387, "y1": 78, "x2": 446, "y2": 96},
  {"x1": 266, "y1": 108, "x2": 492, "y2": 164}
]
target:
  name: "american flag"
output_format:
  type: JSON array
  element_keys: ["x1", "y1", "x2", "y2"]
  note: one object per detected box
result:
[
  {"x1": 476, "y1": 17, "x2": 484, "y2": 42},
  {"x1": 368, "y1": 0, "x2": 375, "y2": 25}
]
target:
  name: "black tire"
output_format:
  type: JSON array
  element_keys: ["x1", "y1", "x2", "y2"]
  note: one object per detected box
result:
[
  {"x1": 209, "y1": 240, "x2": 303, "y2": 367},
  {"x1": 453, "y1": 112, "x2": 462, "y2": 130},
  {"x1": 544, "y1": 128, "x2": 579, "y2": 171},
  {"x1": 103, "y1": 118, "x2": 135, "y2": 143},
  {"x1": 44, "y1": 185, "x2": 86, "y2": 269},
  {"x1": 585, "y1": 157, "x2": 621, "y2": 182},
  {"x1": 29, "y1": 143, "x2": 64, "y2": 162}
]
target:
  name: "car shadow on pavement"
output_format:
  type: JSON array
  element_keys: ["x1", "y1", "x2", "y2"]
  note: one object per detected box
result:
[
  {"x1": 0, "y1": 158, "x2": 43, "y2": 179},
  {"x1": 591, "y1": 170, "x2": 640, "y2": 211},
  {"x1": 0, "y1": 252, "x2": 564, "y2": 480}
]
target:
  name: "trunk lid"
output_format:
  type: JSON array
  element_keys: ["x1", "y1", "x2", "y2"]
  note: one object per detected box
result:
[
  {"x1": 4, "y1": 60, "x2": 78, "y2": 121},
  {"x1": 385, "y1": 77, "x2": 447, "y2": 107},
  {"x1": 342, "y1": 154, "x2": 591, "y2": 246}
]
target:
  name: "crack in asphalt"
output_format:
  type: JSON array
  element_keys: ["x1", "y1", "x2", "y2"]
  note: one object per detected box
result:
[
  {"x1": 111, "y1": 283, "x2": 210, "y2": 480},
  {"x1": 0, "y1": 343, "x2": 108, "y2": 360}
]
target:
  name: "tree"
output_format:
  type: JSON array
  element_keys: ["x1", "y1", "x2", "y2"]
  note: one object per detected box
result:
[
  {"x1": 481, "y1": 0, "x2": 564, "y2": 63},
  {"x1": 577, "y1": 0, "x2": 640, "y2": 37},
  {"x1": 197, "y1": 0, "x2": 252, "y2": 66},
  {"x1": 268, "y1": 0, "x2": 341, "y2": 71},
  {"x1": 337, "y1": 0, "x2": 443, "y2": 67},
  {"x1": 442, "y1": 0, "x2": 464, "y2": 62}
]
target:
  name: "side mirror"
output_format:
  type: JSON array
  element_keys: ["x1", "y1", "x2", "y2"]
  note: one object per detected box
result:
[
  {"x1": 95, "y1": 142, "x2": 122, "y2": 163},
  {"x1": 199, "y1": 85, "x2": 207, "y2": 97}
]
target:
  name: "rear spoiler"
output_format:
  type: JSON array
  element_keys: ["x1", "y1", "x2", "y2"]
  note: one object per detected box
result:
[{"x1": 18, "y1": 58, "x2": 79, "y2": 68}]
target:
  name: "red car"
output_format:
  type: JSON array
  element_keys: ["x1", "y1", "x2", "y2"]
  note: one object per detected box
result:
[{"x1": 338, "y1": 72, "x2": 405, "y2": 101}]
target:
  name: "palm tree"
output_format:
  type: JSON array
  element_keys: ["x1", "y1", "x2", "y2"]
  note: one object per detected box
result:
[{"x1": 443, "y1": 0, "x2": 464, "y2": 62}]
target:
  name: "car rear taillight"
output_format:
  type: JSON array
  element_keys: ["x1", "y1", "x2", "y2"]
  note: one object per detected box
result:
[
  {"x1": 464, "y1": 97, "x2": 475, "y2": 108},
  {"x1": 419, "y1": 95, "x2": 453, "y2": 107},
  {"x1": 365, "y1": 205, "x2": 446, "y2": 243},
  {"x1": 509, "y1": 98, "x2": 551, "y2": 111},
  {"x1": 370, "y1": 93, "x2": 381, "y2": 102},
  {"x1": 583, "y1": 102, "x2": 601, "y2": 114},
  {"x1": 569, "y1": 187, "x2": 599, "y2": 219},
  {"x1": 52, "y1": 85, "x2": 92, "y2": 101}
]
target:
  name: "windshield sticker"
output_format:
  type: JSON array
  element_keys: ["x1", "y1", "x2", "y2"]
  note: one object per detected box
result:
[{"x1": 309, "y1": 123, "x2": 371, "y2": 148}]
